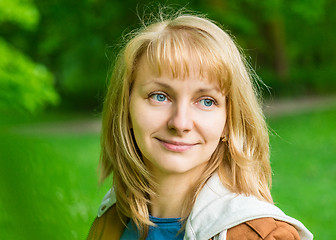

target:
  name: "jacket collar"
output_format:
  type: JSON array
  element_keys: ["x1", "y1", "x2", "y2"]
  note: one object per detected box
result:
[{"x1": 184, "y1": 172, "x2": 313, "y2": 240}]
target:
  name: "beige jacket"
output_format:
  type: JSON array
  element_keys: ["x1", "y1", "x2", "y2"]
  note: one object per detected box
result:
[
  {"x1": 87, "y1": 204, "x2": 301, "y2": 240},
  {"x1": 88, "y1": 173, "x2": 313, "y2": 240}
]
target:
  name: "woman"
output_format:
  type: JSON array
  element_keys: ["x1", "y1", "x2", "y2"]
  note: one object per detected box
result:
[{"x1": 88, "y1": 11, "x2": 313, "y2": 240}]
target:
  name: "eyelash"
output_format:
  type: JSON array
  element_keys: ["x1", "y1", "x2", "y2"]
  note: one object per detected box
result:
[
  {"x1": 148, "y1": 92, "x2": 169, "y2": 102},
  {"x1": 199, "y1": 97, "x2": 218, "y2": 107},
  {"x1": 147, "y1": 92, "x2": 218, "y2": 107}
]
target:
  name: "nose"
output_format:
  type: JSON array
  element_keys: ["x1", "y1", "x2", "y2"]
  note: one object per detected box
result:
[{"x1": 167, "y1": 102, "x2": 194, "y2": 134}]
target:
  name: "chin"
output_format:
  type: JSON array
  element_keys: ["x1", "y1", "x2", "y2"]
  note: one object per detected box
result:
[{"x1": 155, "y1": 160, "x2": 207, "y2": 176}]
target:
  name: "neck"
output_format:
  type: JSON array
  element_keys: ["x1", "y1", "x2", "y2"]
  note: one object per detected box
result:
[{"x1": 149, "y1": 166, "x2": 206, "y2": 218}]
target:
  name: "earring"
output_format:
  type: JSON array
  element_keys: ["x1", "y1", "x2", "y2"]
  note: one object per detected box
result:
[{"x1": 221, "y1": 135, "x2": 228, "y2": 142}]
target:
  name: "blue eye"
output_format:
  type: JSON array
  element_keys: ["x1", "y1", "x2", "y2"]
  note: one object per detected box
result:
[
  {"x1": 152, "y1": 93, "x2": 167, "y2": 102},
  {"x1": 200, "y1": 99, "x2": 214, "y2": 107}
]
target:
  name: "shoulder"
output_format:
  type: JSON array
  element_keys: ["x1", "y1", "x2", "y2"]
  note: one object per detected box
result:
[
  {"x1": 227, "y1": 217, "x2": 300, "y2": 240},
  {"x1": 87, "y1": 204, "x2": 126, "y2": 240}
]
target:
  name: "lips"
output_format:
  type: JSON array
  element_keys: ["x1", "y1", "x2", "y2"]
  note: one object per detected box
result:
[{"x1": 156, "y1": 138, "x2": 197, "y2": 152}]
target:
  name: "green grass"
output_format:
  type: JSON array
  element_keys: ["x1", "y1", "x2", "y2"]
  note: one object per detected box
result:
[
  {"x1": 0, "y1": 112, "x2": 109, "y2": 239},
  {"x1": 268, "y1": 107, "x2": 336, "y2": 239},
  {"x1": 0, "y1": 107, "x2": 335, "y2": 239}
]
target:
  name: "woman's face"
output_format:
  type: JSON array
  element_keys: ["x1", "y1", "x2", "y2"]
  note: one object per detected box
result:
[{"x1": 129, "y1": 59, "x2": 227, "y2": 178}]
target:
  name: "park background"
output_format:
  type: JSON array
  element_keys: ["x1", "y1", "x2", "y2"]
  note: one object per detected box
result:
[{"x1": 0, "y1": 0, "x2": 335, "y2": 239}]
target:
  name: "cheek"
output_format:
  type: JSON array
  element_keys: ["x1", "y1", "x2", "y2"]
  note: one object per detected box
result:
[
  {"x1": 129, "y1": 95, "x2": 145, "y2": 127},
  {"x1": 200, "y1": 113, "x2": 226, "y2": 140},
  {"x1": 129, "y1": 101, "x2": 164, "y2": 142},
  {"x1": 131, "y1": 108, "x2": 158, "y2": 133},
  {"x1": 130, "y1": 96, "x2": 168, "y2": 129},
  {"x1": 129, "y1": 104, "x2": 145, "y2": 135}
]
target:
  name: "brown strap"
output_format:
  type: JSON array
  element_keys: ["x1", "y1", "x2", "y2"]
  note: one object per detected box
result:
[
  {"x1": 87, "y1": 204, "x2": 126, "y2": 240},
  {"x1": 227, "y1": 218, "x2": 300, "y2": 240}
]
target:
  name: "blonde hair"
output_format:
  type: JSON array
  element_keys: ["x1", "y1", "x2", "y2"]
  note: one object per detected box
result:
[{"x1": 99, "y1": 10, "x2": 272, "y2": 237}]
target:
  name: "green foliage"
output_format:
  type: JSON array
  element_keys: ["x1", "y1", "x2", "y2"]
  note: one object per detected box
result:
[
  {"x1": 0, "y1": 39, "x2": 59, "y2": 114},
  {"x1": 0, "y1": 0, "x2": 39, "y2": 30},
  {"x1": 0, "y1": 0, "x2": 59, "y2": 114},
  {"x1": 1, "y1": 0, "x2": 335, "y2": 109}
]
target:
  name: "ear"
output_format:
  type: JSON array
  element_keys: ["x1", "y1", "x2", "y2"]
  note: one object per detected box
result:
[
  {"x1": 221, "y1": 124, "x2": 229, "y2": 138},
  {"x1": 221, "y1": 96, "x2": 229, "y2": 139}
]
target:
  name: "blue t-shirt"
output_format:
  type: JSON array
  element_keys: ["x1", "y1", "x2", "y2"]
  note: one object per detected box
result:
[{"x1": 121, "y1": 215, "x2": 184, "y2": 240}]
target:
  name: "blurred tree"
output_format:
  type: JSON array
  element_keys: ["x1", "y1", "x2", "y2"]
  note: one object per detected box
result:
[
  {"x1": 285, "y1": 0, "x2": 336, "y2": 94},
  {"x1": 200, "y1": 0, "x2": 336, "y2": 96},
  {"x1": 32, "y1": 0, "x2": 149, "y2": 109},
  {"x1": 0, "y1": 0, "x2": 59, "y2": 114},
  {"x1": 203, "y1": 0, "x2": 289, "y2": 81}
]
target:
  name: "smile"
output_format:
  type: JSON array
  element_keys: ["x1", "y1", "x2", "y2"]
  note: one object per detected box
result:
[{"x1": 156, "y1": 138, "x2": 197, "y2": 152}]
